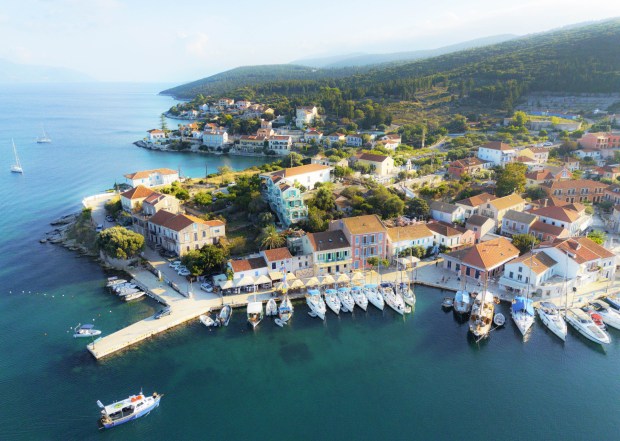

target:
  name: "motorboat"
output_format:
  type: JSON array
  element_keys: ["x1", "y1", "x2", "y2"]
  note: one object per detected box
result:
[
  {"x1": 199, "y1": 313, "x2": 218, "y2": 327},
  {"x1": 588, "y1": 300, "x2": 620, "y2": 330},
  {"x1": 397, "y1": 282, "x2": 416, "y2": 307},
  {"x1": 536, "y1": 302, "x2": 567, "y2": 341},
  {"x1": 73, "y1": 323, "x2": 101, "y2": 338},
  {"x1": 266, "y1": 298, "x2": 278, "y2": 317},
  {"x1": 565, "y1": 308, "x2": 611, "y2": 345},
  {"x1": 154, "y1": 306, "x2": 171, "y2": 319},
  {"x1": 116, "y1": 288, "x2": 140, "y2": 297},
  {"x1": 10, "y1": 139, "x2": 23, "y2": 174},
  {"x1": 324, "y1": 289, "x2": 341, "y2": 315},
  {"x1": 106, "y1": 277, "x2": 127, "y2": 288},
  {"x1": 278, "y1": 295, "x2": 293, "y2": 323},
  {"x1": 441, "y1": 297, "x2": 454, "y2": 309},
  {"x1": 97, "y1": 391, "x2": 162, "y2": 429},
  {"x1": 605, "y1": 294, "x2": 620, "y2": 310},
  {"x1": 306, "y1": 289, "x2": 326, "y2": 320},
  {"x1": 218, "y1": 305, "x2": 232, "y2": 326},
  {"x1": 493, "y1": 313, "x2": 505, "y2": 327},
  {"x1": 453, "y1": 290, "x2": 471, "y2": 315},
  {"x1": 337, "y1": 287, "x2": 355, "y2": 313},
  {"x1": 123, "y1": 291, "x2": 146, "y2": 302},
  {"x1": 247, "y1": 301, "x2": 263, "y2": 328},
  {"x1": 381, "y1": 282, "x2": 405, "y2": 315},
  {"x1": 469, "y1": 291, "x2": 495, "y2": 340},
  {"x1": 587, "y1": 311, "x2": 606, "y2": 330},
  {"x1": 351, "y1": 286, "x2": 368, "y2": 311},
  {"x1": 511, "y1": 296, "x2": 535, "y2": 337},
  {"x1": 364, "y1": 284, "x2": 384, "y2": 311}
]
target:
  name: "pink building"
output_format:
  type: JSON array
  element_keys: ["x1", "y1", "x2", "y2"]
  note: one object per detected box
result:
[
  {"x1": 329, "y1": 214, "x2": 387, "y2": 270},
  {"x1": 578, "y1": 132, "x2": 620, "y2": 149}
]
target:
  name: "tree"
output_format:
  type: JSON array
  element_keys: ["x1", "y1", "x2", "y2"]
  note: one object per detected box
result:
[
  {"x1": 310, "y1": 187, "x2": 336, "y2": 212},
  {"x1": 511, "y1": 234, "x2": 539, "y2": 255},
  {"x1": 96, "y1": 226, "x2": 144, "y2": 260},
  {"x1": 260, "y1": 224, "x2": 285, "y2": 249},
  {"x1": 406, "y1": 198, "x2": 430, "y2": 219},
  {"x1": 282, "y1": 152, "x2": 304, "y2": 167},
  {"x1": 181, "y1": 244, "x2": 229, "y2": 276},
  {"x1": 193, "y1": 191, "x2": 213, "y2": 208},
  {"x1": 104, "y1": 197, "x2": 122, "y2": 218},
  {"x1": 524, "y1": 186, "x2": 547, "y2": 200},
  {"x1": 587, "y1": 230, "x2": 606, "y2": 245},
  {"x1": 495, "y1": 163, "x2": 527, "y2": 197},
  {"x1": 512, "y1": 111, "x2": 527, "y2": 127},
  {"x1": 160, "y1": 114, "x2": 168, "y2": 132},
  {"x1": 334, "y1": 166, "x2": 353, "y2": 178},
  {"x1": 217, "y1": 165, "x2": 232, "y2": 176}
]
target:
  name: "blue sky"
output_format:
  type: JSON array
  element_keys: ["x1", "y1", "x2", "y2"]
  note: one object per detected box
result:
[{"x1": 0, "y1": 0, "x2": 618, "y2": 83}]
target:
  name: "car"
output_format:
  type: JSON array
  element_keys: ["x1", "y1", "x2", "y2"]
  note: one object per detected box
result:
[
  {"x1": 169, "y1": 260, "x2": 182, "y2": 268},
  {"x1": 176, "y1": 265, "x2": 187, "y2": 272},
  {"x1": 178, "y1": 269, "x2": 191, "y2": 277},
  {"x1": 105, "y1": 215, "x2": 115, "y2": 222},
  {"x1": 200, "y1": 283, "x2": 214, "y2": 293},
  {"x1": 543, "y1": 142, "x2": 553, "y2": 146},
  {"x1": 96, "y1": 224, "x2": 103, "y2": 232},
  {"x1": 154, "y1": 306, "x2": 171, "y2": 319}
]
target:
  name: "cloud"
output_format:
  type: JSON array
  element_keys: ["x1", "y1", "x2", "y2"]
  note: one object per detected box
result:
[{"x1": 178, "y1": 31, "x2": 210, "y2": 59}]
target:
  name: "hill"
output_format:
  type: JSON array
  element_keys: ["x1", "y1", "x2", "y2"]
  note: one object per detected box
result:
[{"x1": 0, "y1": 59, "x2": 93, "y2": 83}]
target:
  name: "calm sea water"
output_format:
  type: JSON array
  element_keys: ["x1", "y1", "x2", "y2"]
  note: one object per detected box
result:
[{"x1": 1, "y1": 83, "x2": 619, "y2": 441}]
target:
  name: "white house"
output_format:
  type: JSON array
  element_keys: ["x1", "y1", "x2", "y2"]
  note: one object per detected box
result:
[
  {"x1": 355, "y1": 153, "x2": 395, "y2": 176},
  {"x1": 202, "y1": 129, "x2": 229, "y2": 147},
  {"x1": 528, "y1": 204, "x2": 592, "y2": 236},
  {"x1": 227, "y1": 257, "x2": 269, "y2": 283},
  {"x1": 325, "y1": 133, "x2": 346, "y2": 145},
  {"x1": 346, "y1": 134, "x2": 364, "y2": 147},
  {"x1": 305, "y1": 130, "x2": 324, "y2": 143},
  {"x1": 267, "y1": 135, "x2": 292, "y2": 154},
  {"x1": 386, "y1": 224, "x2": 434, "y2": 257},
  {"x1": 124, "y1": 168, "x2": 179, "y2": 188},
  {"x1": 218, "y1": 98, "x2": 234, "y2": 107},
  {"x1": 235, "y1": 100, "x2": 251, "y2": 110},
  {"x1": 430, "y1": 201, "x2": 465, "y2": 223},
  {"x1": 147, "y1": 129, "x2": 166, "y2": 142},
  {"x1": 477, "y1": 141, "x2": 516, "y2": 166},
  {"x1": 296, "y1": 106, "x2": 318, "y2": 128},
  {"x1": 264, "y1": 163, "x2": 332, "y2": 189}
]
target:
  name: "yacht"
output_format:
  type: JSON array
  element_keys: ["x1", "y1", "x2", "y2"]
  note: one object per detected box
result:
[
  {"x1": 397, "y1": 282, "x2": 416, "y2": 307},
  {"x1": 337, "y1": 287, "x2": 355, "y2": 313},
  {"x1": 218, "y1": 305, "x2": 232, "y2": 326},
  {"x1": 73, "y1": 323, "x2": 102, "y2": 338},
  {"x1": 122, "y1": 291, "x2": 146, "y2": 302},
  {"x1": 36, "y1": 127, "x2": 52, "y2": 143},
  {"x1": 278, "y1": 295, "x2": 293, "y2": 323},
  {"x1": 565, "y1": 308, "x2": 611, "y2": 345},
  {"x1": 97, "y1": 391, "x2": 162, "y2": 429},
  {"x1": 247, "y1": 301, "x2": 263, "y2": 328},
  {"x1": 10, "y1": 139, "x2": 23, "y2": 173},
  {"x1": 324, "y1": 289, "x2": 341, "y2": 315},
  {"x1": 351, "y1": 286, "x2": 368, "y2": 311},
  {"x1": 536, "y1": 302, "x2": 567, "y2": 341},
  {"x1": 453, "y1": 290, "x2": 471, "y2": 315},
  {"x1": 306, "y1": 289, "x2": 326, "y2": 320},
  {"x1": 381, "y1": 282, "x2": 405, "y2": 315},
  {"x1": 266, "y1": 298, "x2": 277, "y2": 316},
  {"x1": 511, "y1": 296, "x2": 535, "y2": 337},
  {"x1": 588, "y1": 300, "x2": 620, "y2": 330},
  {"x1": 468, "y1": 291, "x2": 495, "y2": 340},
  {"x1": 364, "y1": 284, "x2": 384, "y2": 311}
]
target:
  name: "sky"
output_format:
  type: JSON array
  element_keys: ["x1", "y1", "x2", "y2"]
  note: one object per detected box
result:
[{"x1": 0, "y1": 0, "x2": 618, "y2": 84}]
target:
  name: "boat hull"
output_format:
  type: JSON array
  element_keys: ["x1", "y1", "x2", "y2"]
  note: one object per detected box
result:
[
  {"x1": 99, "y1": 397, "x2": 160, "y2": 429},
  {"x1": 512, "y1": 311, "x2": 534, "y2": 336},
  {"x1": 536, "y1": 309, "x2": 567, "y2": 341},
  {"x1": 566, "y1": 313, "x2": 610, "y2": 345}
]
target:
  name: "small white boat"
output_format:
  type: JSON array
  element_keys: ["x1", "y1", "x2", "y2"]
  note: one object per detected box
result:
[
  {"x1": 364, "y1": 284, "x2": 384, "y2": 311},
  {"x1": 493, "y1": 313, "x2": 506, "y2": 327},
  {"x1": 123, "y1": 291, "x2": 146, "y2": 302},
  {"x1": 266, "y1": 298, "x2": 278, "y2": 317},
  {"x1": 278, "y1": 295, "x2": 293, "y2": 323},
  {"x1": 565, "y1": 308, "x2": 611, "y2": 345},
  {"x1": 453, "y1": 291, "x2": 471, "y2": 315},
  {"x1": 351, "y1": 286, "x2": 368, "y2": 311},
  {"x1": 247, "y1": 301, "x2": 263, "y2": 328},
  {"x1": 218, "y1": 305, "x2": 232, "y2": 326},
  {"x1": 306, "y1": 289, "x2": 326, "y2": 320},
  {"x1": 381, "y1": 283, "x2": 405, "y2": 315},
  {"x1": 536, "y1": 302, "x2": 567, "y2": 341},
  {"x1": 116, "y1": 287, "x2": 140, "y2": 297},
  {"x1": 36, "y1": 127, "x2": 52, "y2": 144},
  {"x1": 441, "y1": 297, "x2": 454, "y2": 309},
  {"x1": 199, "y1": 313, "x2": 218, "y2": 327},
  {"x1": 605, "y1": 294, "x2": 620, "y2": 310},
  {"x1": 274, "y1": 318, "x2": 285, "y2": 327},
  {"x1": 398, "y1": 282, "x2": 416, "y2": 307},
  {"x1": 10, "y1": 139, "x2": 23, "y2": 174},
  {"x1": 324, "y1": 289, "x2": 341, "y2": 315},
  {"x1": 337, "y1": 287, "x2": 355, "y2": 313},
  {"x1": 106, "y1": 277, "x2": 127, "y2": 288},
  {"x1": 511, "y1": 296, "x2": 535, "y2": 337},
  {"x1": 589, "y1": 300, "x2": 620, "y2": 330},
  {"x1": 73, "y1": 323, "x2": 101, "y2": 338},
  {"x1": 97, "y1": 391, "x2": 162, "y2": 429}
]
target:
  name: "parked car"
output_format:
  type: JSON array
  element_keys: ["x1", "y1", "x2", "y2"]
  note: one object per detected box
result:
[
  {"x1": 96, "y1": 224, "x2": 103, "y2": 232},
  {"x1": 200, "y1": 283, "x2": 214, "y2": 293},
  {"x1": 154, "y1": 306, "x2": 171, "y2": 319},
  {"x1": 169, "y1": 260, "x2": 182, "y2": 268},
  {"x1": 178, "y1": 269, "x2": 191, "y2": 277},
  {"x1": 105, "y1": 215, "x2": 115, "y2": 222}
]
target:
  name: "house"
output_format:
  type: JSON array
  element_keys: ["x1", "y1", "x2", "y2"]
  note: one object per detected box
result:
[
  {"x1": 264, "y1": 176, "x2": 308, "y2": 227},
  {"x1": 346, "y1": 134, "x2": 364, "y2": 147},
  {"x1": 305, "y1": 130, "x2": 323, "y2": 143},
  {"x1": 529, "y1": 220, "x2": 570, "y2": 242},
  {"x1": 325, "y1": 133, "x2": 346, "y2": 145},
  {"x1": 120, "y1": 185, "x2": 158, "y2": 212},
  {"x1": 237, "y1": 135, "x2": 267, "y2": 153},
  {"x1": 147, "y1": 129, "x2": 166, "y2": 142},
  {"x1": 302, "y1": 230, "x2": 352, "y2": 276},
  {"x1": 501, "y1": 210, "x2": 537, "y2": 237},
  {"x1": 528, "y1": 204, "x2": 591, "y2": 236},
  {"x1": 329, "y1": 215, "x2": 387, "y2": 270},
  {"x1": 525, "y1": 167, "x2": 572, "y2": 186},
  {"x1": 124, "y1": 168, "x2": 179, "y2": 188},
  {"x1": 455, "y1": 192, "x2": 497, "y2": 219},
  {"x1": 386, "y1": 224, "x2": 434, "y2": 258},
  {"x1": 465, "y1": 215, "x2": 495, "y2": 241},
  {"x1": 267, "y1": 164, "x2": 332, "y2": 189},
  {"x1": 355, "y1": 153, "x2": 395, "y2": 176},
  {"x1": 235, "y1": 99, "x2": 251, "y2": 110},
  {"x1": 476, "y1": 141, "x2": 516, "y2": 166},
  {"x1": 260, "y1": 247, "x2": 294, "y2": 277},
  {"x1": 267, "y1": 135, "x2": 292, "y2": 154},
  {"x1": 596, "y1": 165, "x2": 620, "y2": 181},
  {"x1": 605, "y1": 184, "x2": 620, "y2": 205},
  {"x1": 478, "y1": 193, "x2": 526, "y2": 225},
  {"x1": 562, "y1": 158, "x2": 580, "y2": 171},
  {"x1": 427, "y1": 222, "x2": 475, "y2": 250},
  {"x1": 296, "y1": 106, "x2": 318, "y2": 128},
  {"x1": 218, "y1": 98, "x2": 234, "y2": 107},
  {"x1": 499, "y1": 251, "x2": 559, "y2": 296},
  {"x1": 575, "y1": 148, "x2": 603, "y2": 161},
  {"x1": 528, "y1": 196, "x2": 568, "y2": 210},
  {"x1": 609, "y1": 205, "x2": 620, "y2": 233},
  {"x1": 519, "y1": 147, "x2": 550, "y2": 164},
  {"x1": 147, "y1": 210, "x2": 225, "y2": 256},
  {"x1": 430, "y1": 201, "x2": 465, "y2": 223},
  {"x1": 142, "y1": 192, "x2": 181, "y2": 217},
  {"x1": 227, "y1": 257, "x2": 269, "y2": 285},
  {"x1": 335, "y1": 195, "x2": 353, "y2": 214},
  {"x1": 202, "y1": 129, "x2": 228, "y2": 147},
  {"x1": 441, "y1": 237, "x2": 519, "y2": 283},
  {"x1": 542, "y1": 179, "x2": 608, "y2": 203},
  {"x1": 448, "y1": 157, "x2": 490, "y2": 179},
  {"x1": 578, "y1": 132, "x2": 620, "y2": 149},
  {"x1": 380, "y1": 134, "x2": 401, "y2": 148}
]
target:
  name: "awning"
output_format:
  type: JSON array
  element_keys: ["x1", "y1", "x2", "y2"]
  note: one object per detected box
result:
[
  {"x1": 320, "y1": 274, "x2": 335, "y2": 285},
  {"x1": 499, "y1": 277, "x2": 527, "y2": 291},
  {"x1": 269, "y1": 271, "x2": 283, "y2": 281},
  {"x1": 254, "y1": 274, "x2": 272, "y2": 285},
  {"x1": 234, "y1": 275, "x2": 255, "y2": 287},
  {"x1": 218, "y1": 280, "x2": 234, "y2": 290},
  {"x1": 398, "y1": 256, "x2": 420, "y2": 267},
  {"x1": 289, "y1": 279, "x2": 305, "y2": 289},
  {"x1": 284, "y1": 272, "x2": 297, "y2": 281},
  {"x1": 305, "y1": 277, "x2": 319, "y2": 287},
  {"x1": 336, "y1": 273, "x2": 350, "y2": 284},
  {"x1": 351, "y1": 272, "x2": 365, "y2": 281}
]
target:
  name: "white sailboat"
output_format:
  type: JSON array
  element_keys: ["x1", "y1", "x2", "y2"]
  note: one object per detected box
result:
[
  {"x1": 337, "y1": 286, "x2": 355, "y2": 313},
  {"x1": 511, "y1": 296, "x2": 535, "y2": 337},
  {"x1": 381, "y1": 282, "x2": 405, "y2": 315},
  {"x1": 565, "y1": 308, "x2": 611, "y2": 345},
  {"x1": 265, "y1": 298, "x2": 278, "y2": 316},
  {"x1": 277, "y1": 295, "x2": 293, "y2": 324},
  {"x1": 536, "y1": 302, "x2": 567, "y2": 341},
  {"x1": 36, "y1": 127, "x2": 52, "y2": 143},
  {"x1": 10, "y1": 139, "x2": 23, "y2": 173},
  {"x1": 351, "y1": 285, "x2": 368, "y2": 311},
  {"x1": 324, "y1": 288, "x2": 341, "y2": 315},
  {"x1": 247, "y1": 301, "x2": 263, "y2": 329},
  {"x1": 306, "y1": 289, "x2": 326, "y2": 320},
  {"x1": 364, "y1": 284, "x2": 384, "y2": 310}
]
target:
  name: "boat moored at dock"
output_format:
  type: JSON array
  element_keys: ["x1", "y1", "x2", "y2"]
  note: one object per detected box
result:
[
  {"x1": 218, "y1": 305, "x2": 232, "y2": 326},
  {"x1": 306, "y1": 289, "x2": 326, "y2": 320},
  {"x1": 97, "y1": 391, "x2": 162, "y2": 429},
  {"x1": 324, "y1": 289, "x2": 341, "y2": 315},
  {"x1": 453, "y1": 291, "x2": 471, "y2": 315},
  {"x1": 266, "y1": 298, "x2": 278, "y2": 317},
  {"x1": 351, "y1": 286, "x2": 368, "y2": 311},
  {"x1": 364, "y1": 284, "x2": 384, "y2": 311},
  {"x1": 565, "y1": 308, "x2": 611, "y2": 345},
  {"x1": 511, "y1": 296, "x2": 535, "y2": 337},
  {"x1": 469, "y1": 291, "x2": 495, "y2": 340},
  {"x1": 247, "y1": 301, "x2": 264, "y2": 328},
  {"x1": 588, "y1": 300, "x2": 620, "y2": 330},
  {"x1": 73, "y1": 323, "x2": 101, "y2": 338},
  {"x1": 536, "y1": 302, "x2": 567, "y2": 341},
  {"x1": 337, "y1": 287, "x2": 355, "y2": 313}
]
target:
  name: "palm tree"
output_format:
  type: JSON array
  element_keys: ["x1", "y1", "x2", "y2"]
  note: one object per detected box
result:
[{"x1": 260, "y1": 224, "x2": 285, "y2": 250}]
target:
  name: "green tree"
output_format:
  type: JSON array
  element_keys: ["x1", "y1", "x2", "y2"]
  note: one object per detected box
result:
[
  {"x1": 406, "y1": 198, "x2": 430, "y2": 219},
  {"x1": 512, "y1": 111, "x2": 527, "y2": 127},
  {"x1": 282, "y1": 152, "x2": 304, "y2": 167},
  {"x1": 511, "y1": 234, "x2": 539, "y2": 255},
  {"x1": 193, "y1": 191, "x2": 213, "y2": 208},
  {"x1": 260, "y1": 224, "x2": 286, "y2": 249},
  {"x1": 310, "y1": 187, "x2": 336, "y2": 212},
  {"x1": 524, "y1": 186, "x2": 547, "y2": 200},
  {"x1": 160, "y1": 114, "x2": 168, "y2": 132},
  {"x1": 495, "y1": 163, "x2": 527, "y2": 197},
  {"x1": 96, "y1": 226, "x2": 144, "y2": 260},
  {"x1": 587, "y1": 230, "x2": 606, "y2": 245},
  {"x1": 104, "y1": 197, "x2": 122, "y2": 218}
]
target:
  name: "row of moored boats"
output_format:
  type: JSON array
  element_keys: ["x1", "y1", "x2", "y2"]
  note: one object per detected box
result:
[{"x1": 106, "y1": 277, "x2": 147, "y2": 302}]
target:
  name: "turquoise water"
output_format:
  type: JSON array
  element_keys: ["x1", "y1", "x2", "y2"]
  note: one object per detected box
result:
[{"x1": 2, "y1": 83, "x2": 620, "y2": 440}]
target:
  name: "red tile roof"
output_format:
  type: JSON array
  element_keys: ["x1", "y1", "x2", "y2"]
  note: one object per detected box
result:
[
  {"x1": 121, "y1": 185, "x2": 156, "y2": 200},
  {"x1": 481, "y1": 141, "x2": 513, "y2": 151},
  {"x1": 358, "y1": 152, "x2": 390, "y2": 163},
  {"x1": 262, "y1": 247, "x2": 293, "y2": 262},
  {"x1": 124, "y1": 168, "x2": 177, "y2": 180},
  {"x1": 460, "y1": 237, "x2": 519, "y2": 270},
  {"x1": 230, "y1": 257, "x2": 267, "y2": 272}
]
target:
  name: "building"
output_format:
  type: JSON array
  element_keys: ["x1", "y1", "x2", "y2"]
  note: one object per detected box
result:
[
  {"x1": 124, "y1": 168, "x2": 179, "y2": 188},
  {"x1": 218, "y1": 98, "x2": 234, "y2": 107},
  {"x1": 386, "y1": 224, "x2": 434, "y2": 258},
  {"x1": 427, "y1": 222, "x2": 475, "y2": 250},
  {"x1": 267, "y1": 164, "x2": 332, "y2": 189},
  {"x1": 260, "y1": 247, "x2": 294, "y2": 275},
  {"x1": 264, "y1": 176, "x2": 308, "y2": 227},
  {"x1": 329, "y1": 215, "x2": 388, "y2": 270},
  {"x1": 120, "y1": 185, "x2": 158, "y2": 212},
  {"x1": 430, "y1": 201, "x2": 465, "y2": 223},
  {"x1": 476, "y1": 141, "x2": 516, "y2": 166},
  {"x1": 525, "y1": 168, "x2": 572, "y2": 186},
  {"x1": 325, "y1": 133, "x2": 346, "y2": 145},
  {"x1": 578, "y1": 132, "x2": 620, "y2": 149},
  {"x1": 235, "y1": 100, "x2": 251, "y2": 110},
  {"x1": 441, "y1": 237, "x2": 519, "y2": 283},
  {"x1": 355, "y1": 153, "x2": 395, "y2": 176},
  {"x1": 379, "y1": 134, "x2": 402, "y2": 150},
  {"x1": 501, "y1": 210, "x2": 537, "y2": 237},
  {"x1": 448, "y1": 157, "x2": 490, "y2": 179},
  {"x1": 597, "y1": 165, "x2": 620, "y2": 181},
  {"x1": 478, "y1": 193, "x2": 526, "y2": 225},
  {"x1": 296, "y1": 106, "x2": 318, "y2": 128},
  {"x1": 529, "y1": 220, "x2": 570, "y2": 242},
  {"x1": 528, "y1": 204, "x2": 591, "y2": 236},
  {"x1": 237, "y1": 135, "x2": 267, "y2": 153},
  {"x1": 147, "y1": 210, "x2": 225, "y2": 256},
  {"x1": 455, "y1": 192, "x2": 497, "y2": 219},
  {"x1": 267, "y1": 135, "x2": 292, "y2": 154},
  {"x1": 227, "y1": 257, "x2": 269, "y2": 285},
  {"x1": 302, "y1": 230, "x2": 352, "y2": 276},
  {"x1": 147, "y1": 129, "x2": 166, "y2": 142},
  {"x1": 465, "y1": 215, "x2": 495, "y2": 241},
  {"x1": 346, "y1": 134, "x2": 364, "y2": 147},
  {"x1": 202, "y1": 129, "x2": 228, "y2": 148},
  {"x1": 519, "y1": 147, "x2": 550, "y2": 164},
  {"x1": 305, "y1": 130, "x2": 323, "y2": 143},
  {"x1": 542, "y1": 179, "x2": 608, "y2": 203},
  {"x1": 142, "y1": 192, "x2": 181, "y2": 217},
  {"x1": 574, "y1": 149, "x2": 603, "y2": 161}
]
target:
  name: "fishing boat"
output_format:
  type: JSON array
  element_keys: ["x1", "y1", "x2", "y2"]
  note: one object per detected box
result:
[
  {"x1": 218, "y1": 305, "x2": 232, "y2": 326},
  {"x1": 441, "y1": 297, "x2": 454, "y2": 309},
  {"x1": 364, "y1": 284, "x2": 384, "y2": 311},
  {"x1": 565, "y1": 308, "x2": 611, "y2": 345},
  {"x1": 199, "y1": 313, "x2": 218, "y2": 327},
  {"x1": 398, "y1": 282, "x2": 416, "y2": 307},
  {"x1": 511, "y1": 296, "x2": 535, "y2": 337},
  {"x1": 306, "y1": 289, "x2": 326, "y2": 320},
  {"x1": 494, "y1": 313, "x2": 505, "y2": 327},
  {"x1": 73, "y1": 323, "x2": 102, "y2": 338},
  {"x1": 123, "y1": 291, "x2": 146, "y2": 302},
  {"x1": 351, "y1": 286, "x2": 368, "y2": 311},
  {"x1": 97, "y1": 391, "x2": 162, "y2": 429},
  {"x1": 278, "y1": 295, "x2": 293, "y2": 323},
  {"x1": 36, "y1": 127, "x2": 52, "y2": 143},
  {"x1": 453, "y1": 290, "x2": 471, "y2": 315},
  {"x1": 604, "y1": 294, "x2": 620, "y2": 310},
  {"x1": 337, "y1": 286, "x2": 355, "y2": 313},
  {"x1": 10, "y1": 139, "x2": 23, "y2": 174},
  {"x1": 247, "y1": 301, "x2": 263, "y2": 328},
  {"x1": 588, "y1": 300, "x2": 620, "y2": 330},
  {"x1": 381, "y1": 282, "x2": 405, "y2": 315},
  {"x1": 536, "y1": 302, "x2": 567, "y2": 341},
  {"x1": 469, "y1": 291, "x2": 495, "y2": 340},
  {"x1": 266, "y1": 298, "x2": 278, "y2": 317},
  {"x1": 324, "y1": 288, "x2": 341, "y2": 315}
]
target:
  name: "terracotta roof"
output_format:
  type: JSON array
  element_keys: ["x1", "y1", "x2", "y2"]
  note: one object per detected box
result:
[
  {"x1": 529, "y1": 220, "x2": 569, "y2": 238},
  {"x1": 204, "y1": 219, "x2": 225, "y2": 227},
  {"x1": 456, "y1": 192, "x2": 496, "y2": 207},
  {"x1": 262, "y1": 247, "x2": 293, "y2": 262},
  {"x1": 466, "y1": 214, "x2": 494, "y2": 227},
  {"x1": 529, "y1": 206, "x2": 581, "y2": 223},
  {"x1": 148, "y1": 210, "x2": 214, "y2": 232},
  {"x1": 427, "y1": 221, "x2": 467, "y2": 237},
  {"x1": 526, "y1": 169, "x2": 554, "y2": 181},
  {"x1": 530, "y1": 147, "x2": 550, "y2": 154},
  {"x1": 574, "y1": 236, "x2": 615, "y2": 259},
  {"x1": 450, "y1": 157, "x2": 488, "y2": 168},
  {"x1": 124, "y1": 168, "x2": 178, "y2": 180},
  {"x1": 143, "y1": 192, "x2": 167, "y2": 204},
  {"x1": 511, "y1": 251, "x2": 557, "y2": 274},
  {"x1": 488, "y1": 194, "x2": 525, "y2": 211},
  {"x1": 358, "y1": 152, "x2": 389, "y2": 163},
  {"x1": 503, "y1": 209, "x2": 537, "y2": 224},
  {"x1": 230, "y1": 257, "x2": 267, "y2": 273},
  {"x1": 148, "y1": 209, "x2": 176, "y2": 226},
  {"x1": 458, "y1": 237, "x2": 519, "y2": 270},
  {"x1": 121, "y1": 185, "x2": 156, "y2": 200},
  {"x1": 430, "y1": 201, "x2": 460, "y2": 214},
  {"x1": 337, "y1": 215, "x2": 386, "y2": 235},
  {"x1": 544, "y1": 237, "x2": 614, "y2": 263},
  {"x1": 307, "y1": 230, "x2": 350, "y2": 251},
  {"x1": 387, "y1": 224, "x2": 434, "y2": 242},
  {"x1": 530, "y1": 196, "x2": 567, "y2": 208},
  {"x1": 515, "y1": 155, "x2": 535, "y2": 163},
  {"x1": 272, "y1": 163, "x2": 332, "y2": 178},
  {"x1": 544, "y1": 179, "x2": 608, "y2": 190},
  {"x1": 147, "y1": 129, "x2": 164, "y2": 133},
  {"x1": 481, "y1": 141, "x2": 513, "y2": 151}
]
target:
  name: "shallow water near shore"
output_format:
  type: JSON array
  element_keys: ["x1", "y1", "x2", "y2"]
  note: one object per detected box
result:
[{"x1": 2, "y1": 83, "x2": 620, "y2": 440}]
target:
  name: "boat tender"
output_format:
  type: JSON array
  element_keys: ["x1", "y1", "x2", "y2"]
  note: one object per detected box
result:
[
  {"x1": 219, "y1": 305, "x2": 232, "y2": 326},
  {"x1": 73, "y1": 323, "x2": 101, "y2": 338},
  {"x1": 266, "y1": 298, "x2": 278, "y2": 317}
]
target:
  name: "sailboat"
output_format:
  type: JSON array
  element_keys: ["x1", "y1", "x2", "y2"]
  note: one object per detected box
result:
[
  {"x1": 536, "y1": 302, "x2": 567, "y2": 341},
  {"x1": 36, "y1": 127, "x2": 52, "y2": 143},
  {"x1": 511, "y1": 296, "x2": 535, "y2": 337},
  {"x1": 306, "y1": 289, "x2": 326, "y2": 320},
  {"x1": 337, "y1": 286, "x2": 355, "y2": 313},
  {"x1": 364, "y1": 284, "x2": 384, "y2": 310},
  {"x1": 247, "y1": 301, "x2": 263, "y2": 328},
  {"x1": 276, "y1": 295, "x2": 293, "y2": 326},
  {"x1": 468, "y1": 290, "x2": 495, "y2": 340},
  {"x1": 10, "y1": 139, "x2": 23, "y2": 173},
  {"x1": 351, "y1": 285, "x2": 368, "y2": 311}
]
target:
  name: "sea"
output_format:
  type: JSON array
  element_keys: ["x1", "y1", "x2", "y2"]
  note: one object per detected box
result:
[{"x1": 1, "y1": 83, "x2": 619, "y2": 441}]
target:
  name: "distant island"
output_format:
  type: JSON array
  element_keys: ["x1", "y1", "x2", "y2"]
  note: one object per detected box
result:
[{"x1": 0, "y1": 58, "x2": 93, "y2": 83}]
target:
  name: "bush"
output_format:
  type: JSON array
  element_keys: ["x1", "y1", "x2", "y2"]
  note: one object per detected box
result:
[{"x1": 96, "y1": 226, "x2": 144, "y2": 260}]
